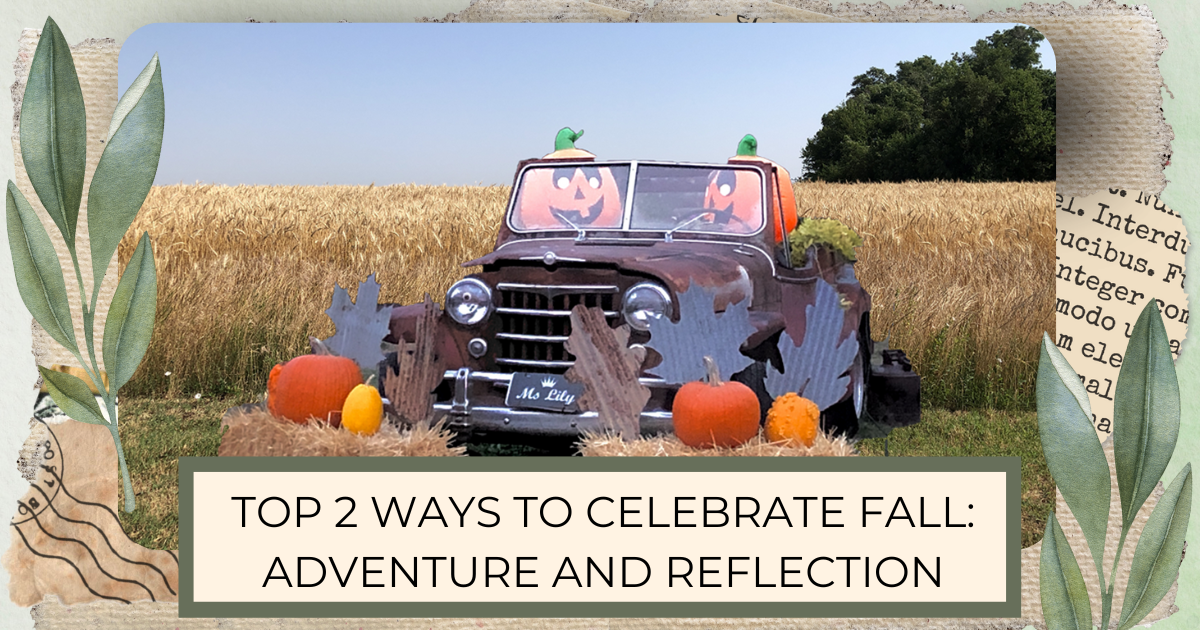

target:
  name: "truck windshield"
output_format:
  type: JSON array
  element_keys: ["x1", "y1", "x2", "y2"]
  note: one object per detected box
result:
[
  {"x1": 510, "y1": 165, "x2": 631, "y2": 231},
  {"x1": 629, "y1": 165, "x2": 763, "y2": 235},
  {"x1": 510, "y1": 163, "x2": 764, "y2": 236}
]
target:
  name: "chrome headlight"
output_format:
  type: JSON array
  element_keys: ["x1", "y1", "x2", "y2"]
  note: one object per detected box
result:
[
  {"x1": 446, "y1": 278, "x2": 493, "y2": 326},
  {"x1": 622, "y1": 283, "x2": 671, "y2": 331}
]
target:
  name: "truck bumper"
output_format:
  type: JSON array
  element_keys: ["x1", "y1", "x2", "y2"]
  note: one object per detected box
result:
[{"x1": 430, "y1": 368, "x2": 675, "y2": 441}]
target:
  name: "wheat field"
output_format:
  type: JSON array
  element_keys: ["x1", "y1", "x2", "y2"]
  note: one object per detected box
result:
[
  {"x1": 117, "y1": 181, "x2": 1055, "y2": 407},
  {"x1": 795, "y1": 181, "x2": 1056, "y2": 408}
]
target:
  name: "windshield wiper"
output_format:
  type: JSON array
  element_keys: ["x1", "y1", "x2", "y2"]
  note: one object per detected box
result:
[
  {"x1": 664, "y1": 213, "x2": 706, "y2": 243},
  {"x1": 551, "y1": 209, "x2": 587, "y2": 242}
]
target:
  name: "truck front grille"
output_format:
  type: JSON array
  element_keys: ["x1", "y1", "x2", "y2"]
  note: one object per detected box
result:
[{"x1": 494, "y1": 283, "x2": 621, "y2": 373}]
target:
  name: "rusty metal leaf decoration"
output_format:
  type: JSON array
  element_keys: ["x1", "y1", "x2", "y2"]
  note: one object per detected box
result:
[
  {"x1": 385, "y1": 295, "x2": 442, "y2": 425},
  {"x1": 764, "y1": 279, "x2": 858, "y2": 410},
  {"x1": 645, "y1": 284, "x2": 755, "y2": 384},
  {"x1": 563, "y1": 305, "x2": 649, "y2": 439}
]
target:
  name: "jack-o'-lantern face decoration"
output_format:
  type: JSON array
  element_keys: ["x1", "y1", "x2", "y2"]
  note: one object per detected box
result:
[
  {"x1": 701, "y1": 169, "x2": 764, "y2": 234},
  {"x1": 513, "y1": 165, "x2": 626, "y2": 230}
]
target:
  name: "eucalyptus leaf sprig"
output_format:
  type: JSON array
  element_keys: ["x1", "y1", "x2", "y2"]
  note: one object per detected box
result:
[
  {"x1": 1037, "y1": 301, "x2": 1191, "y2": 630},
  {"x1": 6, "y1": 17, "x2": 163, "y2": 513}
]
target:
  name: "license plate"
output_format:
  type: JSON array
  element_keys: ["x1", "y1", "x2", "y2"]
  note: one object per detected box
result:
[{"x1": 505, "y1": 372, "x2": 584, "y2": 413}]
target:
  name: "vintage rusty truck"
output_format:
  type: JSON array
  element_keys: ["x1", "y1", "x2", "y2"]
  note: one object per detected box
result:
[{"x1": 379, "y1": 132, "x2": 919, "y2": 444}]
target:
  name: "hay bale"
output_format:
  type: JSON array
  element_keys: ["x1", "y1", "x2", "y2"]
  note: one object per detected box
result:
[
  {"x1": 576, "y1": 431, "x2": 857, "y2": 457},
  {"x1": 218, "y1": 408, "x2": 465, "y2": 457}
]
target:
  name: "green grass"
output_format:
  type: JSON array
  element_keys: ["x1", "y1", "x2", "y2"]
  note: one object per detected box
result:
[
  {"x1": 908, "y1": 324, "x2": 1037, "y2": 411},
  {"x1": 115, "y1": 395, "x2": 248, "y2": 550},
  {"x1": 466, "y1": 442, "x2": 571, "y2": 456},
  {"x1": 111, "y1": 396, "x2": 1053, "y2": 552},
  {"x1": 122, "y1": 293, "x2": 316, "y2": 399},
  {"x1": 857, "y1": 408, "x2": 1054, "y2": 549}
]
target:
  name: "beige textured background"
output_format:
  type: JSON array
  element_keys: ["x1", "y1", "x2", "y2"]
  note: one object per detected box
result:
[
  {"x1": 0, "y1": 0, "x2": 1192, "y2": 629},
  {"x1": 1054, "y1": 189, "x2": 1189, "y2": 440}
]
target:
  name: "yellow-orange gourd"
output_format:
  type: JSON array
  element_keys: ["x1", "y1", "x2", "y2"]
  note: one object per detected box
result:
[
  {"x1": 765, "y1": 393, "x2": 820, "y2": 447},
  {"x1": 341, "y1": 384, "x2": 384, "y2": 436}
]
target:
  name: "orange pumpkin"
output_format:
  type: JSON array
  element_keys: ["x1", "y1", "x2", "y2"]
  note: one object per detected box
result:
[
  {"x1": 267, "y1": 363, "x2": 284, "y2": 398},
  {"x1": 771, "y1": 162, "x2": 798, "y2": 240},
  {"x1": 701, "y1": 169, "x2": 764, "y2": 234},
  {"x1": 729, "y1": 134, "x2": 798, "y2": 242},
  {"x1": 267, "y1": 354, "x2": 363, "y2": 424},
  {"x1": 514, "y1": 166, "x2": 624, "y2": 230},
  {"x1": 672, "y1": 356, "x2": 761, "y2": 449}
]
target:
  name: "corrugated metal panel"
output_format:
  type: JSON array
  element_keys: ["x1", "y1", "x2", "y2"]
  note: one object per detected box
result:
[{"x1": 765, "y1": 279, "x2": 858, "y2": 410}]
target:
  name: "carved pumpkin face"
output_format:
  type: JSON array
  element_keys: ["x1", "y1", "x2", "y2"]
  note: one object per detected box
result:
[
  {"x1": 514, "y1": 166, "x2": 625, "y2": 230},
  {"x1": 729, "y1": 155, "x2": 798, "y2": 242},
  {"x1": 701, "y1": 169, "x2": 763, "y2": 234}
]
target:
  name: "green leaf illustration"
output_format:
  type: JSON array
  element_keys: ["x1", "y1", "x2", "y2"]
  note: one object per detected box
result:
[
  {"x1": 102, "y1": 232, "x2": 156, "y2": 391},
  {"x1": 1043, "y1": 330, "x2": 1094, "y2": 420},
  {"x1": 1114, "y1": 302, "x2": 1180, "y2": 530},
  {"x1": 6, "y1": 181, "x2": 77, "y2": 353},
  {"x1": 1040, "y1": 512, "x2": 1093, "y2": 630},
  {"x1": 1037, "y1": 333, "x2": 1111, "y2": 580},
  {"x1": 88, "y1": 54, "x2": 164, "y2": 298},
  {"x1": 1118, "y1": 464, "x2": 1192, "y2": 630},
  {"x1": 11, "y1": 15, "x2": 164, "y2": 514},
  {"x1": 38, "y1": 366, "x2": 108, "y2": 426},
  {"x1": 20, "y1": 17, "x2": 86, "y2": 247}
]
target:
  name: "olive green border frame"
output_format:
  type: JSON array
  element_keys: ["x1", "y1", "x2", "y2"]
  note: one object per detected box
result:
[
  {"x1": 2, "y1": 3, "x2": 1196, "y2": 628},
  {"x1": 178, "y1": 456, "x2": 1021, "y2": 618}
]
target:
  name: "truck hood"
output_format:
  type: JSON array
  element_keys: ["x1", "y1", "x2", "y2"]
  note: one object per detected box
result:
[{"x1": 463, "y1": 238, "x2": 774, "y2": 310}]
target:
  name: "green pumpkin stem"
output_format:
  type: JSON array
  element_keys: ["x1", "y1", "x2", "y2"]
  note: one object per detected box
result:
[
  {"x1": 736, "y1": 134, "x2": 758, "y2": 157},
  {"x1": 309, "y1": 335, "x2": 335, "y2": 356},
  {"x1": 555, "y1": 127, "x2": 584, "y2": 151},
  {"x1": 702, "y1": 356, "x2": 723, "y2": 387}
]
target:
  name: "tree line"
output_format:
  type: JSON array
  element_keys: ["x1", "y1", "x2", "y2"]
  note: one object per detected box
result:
[{"x1": 801, "y1": 26, "x2": 1055, "y2": 182}]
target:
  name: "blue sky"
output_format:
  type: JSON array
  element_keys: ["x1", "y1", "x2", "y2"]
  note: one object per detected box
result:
[{"x1": 119, "y1": 23, "x2": 1055, "y2": 187}]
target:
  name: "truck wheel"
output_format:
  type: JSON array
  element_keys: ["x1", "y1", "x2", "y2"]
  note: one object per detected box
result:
[
  {"x1": 731, "y1": 360, "x2": 772, "y2": 424},
  {"x1": 376, "y1": 351, "x2": 399, "y2": 399},
  {"x1": 821, "y1": 319, "x2": 872, "y2": 438},
  {"x1": 822, "y1": 353, "x2": 864, "y2": 438}
]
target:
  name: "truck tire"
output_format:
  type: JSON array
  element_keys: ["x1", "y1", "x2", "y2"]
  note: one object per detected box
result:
[
  {"x1": 376, "y1": 351, "x2": 399, "y2": 399},
  {"x1": 821, "y1": 317, "x2": 873, "y2": 438},
  {"x1": 821, "y1": 357, "x2": 863, "y2": 438},
  {"x1": 731, "y1": 360, "x2": 772, "y2": 424}
]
